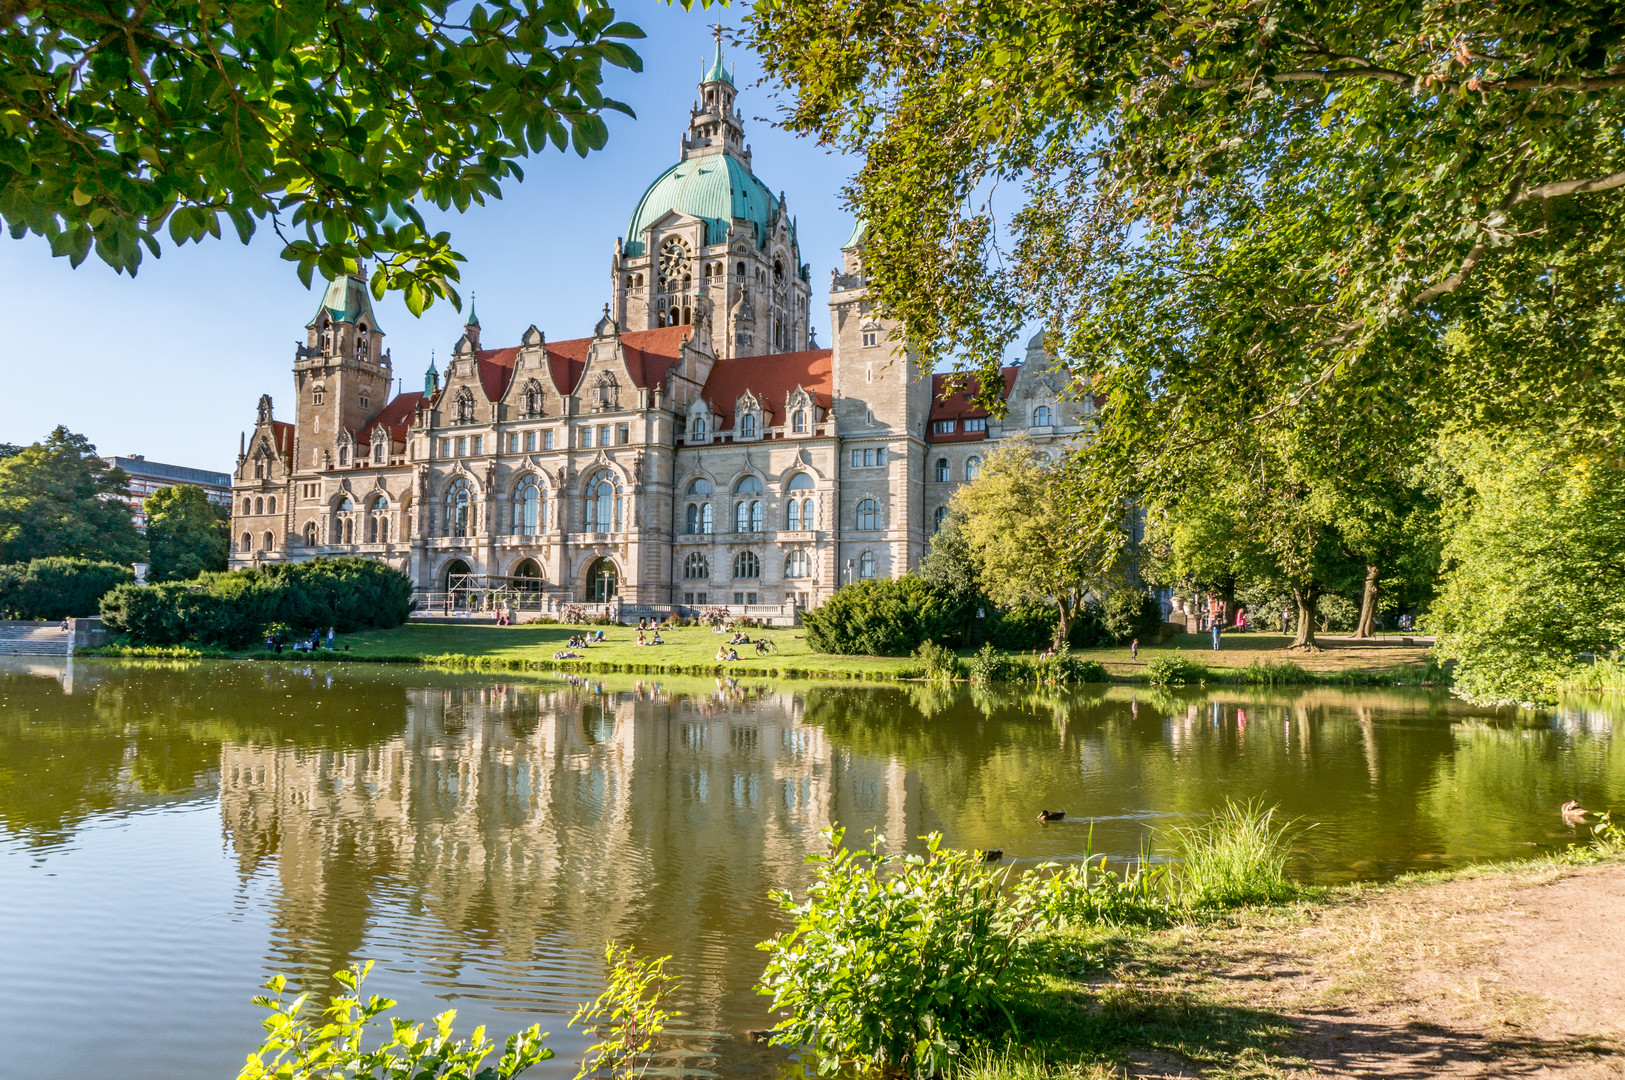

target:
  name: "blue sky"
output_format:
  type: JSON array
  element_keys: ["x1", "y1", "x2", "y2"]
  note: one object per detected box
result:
[{"x1": 0, "y1": 3, "x2": 871, "y2": 471}]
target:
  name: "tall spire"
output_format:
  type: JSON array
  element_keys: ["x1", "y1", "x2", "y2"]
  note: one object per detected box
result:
[
  {"x1": 683, "y1": 26, "x2": 746, "y2": 162},
  {"x1": 464, "y1": 291, "x2": 480, "y2": 329},
  {"x1": 703, "y1": 25, "x2": 733, "y2": 86},
  {"x1": 424, "y1": 351, "x2": 438, "y2": 397}
]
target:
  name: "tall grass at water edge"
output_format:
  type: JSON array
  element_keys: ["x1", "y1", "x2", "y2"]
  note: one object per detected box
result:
[{"x1": 1170, "y1": 800, "x2": 1300, "y2": 908}]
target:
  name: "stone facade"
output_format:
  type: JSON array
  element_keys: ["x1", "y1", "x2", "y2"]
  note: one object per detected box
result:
[{"x1": 229, "y1": 48, "x2": 1094, "y2": 617}]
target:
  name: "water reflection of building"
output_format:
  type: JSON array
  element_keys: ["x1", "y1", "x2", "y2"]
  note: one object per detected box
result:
[{"x1": 215, "y1": 680, "x2": 920, "y2": 1030}]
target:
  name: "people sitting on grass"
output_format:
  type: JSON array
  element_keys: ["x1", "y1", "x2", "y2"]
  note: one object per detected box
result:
[
  {"x1": 553, "y1": 649, "x2": 584, "y2": 660},
  {"x1": 651, "y1": 630, "x2": 664, "y2": 645},
  {"x1": 754, "y1": 637, "x2": 776, "y2": 655},
  {"x1": 715, "y1": 645, "x2": 740, "y2": 663},
  {"x1": 730, "y1": 630, "x2": 751, "y2": 646}
]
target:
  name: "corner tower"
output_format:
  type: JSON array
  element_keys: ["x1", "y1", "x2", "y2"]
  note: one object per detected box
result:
[
  {"x1": 293, "y1": 272, "x2": 390, "y2": 470},
  {"x1": 611, "y1": 34, "x2": 812, "y2": 360}
]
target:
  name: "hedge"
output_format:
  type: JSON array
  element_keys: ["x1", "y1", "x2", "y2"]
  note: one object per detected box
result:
[
  {"x1": 0, "y1": 557, "x2": 133, "y2": 620},
  {"x1": 803, "y1": 577, "x2": 966, "y2": 656},
  {"x1": 101, "y1": 557, "x2": 414, "y2": 649}
]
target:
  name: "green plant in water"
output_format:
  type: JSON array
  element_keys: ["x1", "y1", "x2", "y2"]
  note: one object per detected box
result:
[
  {"x1": 238, "y1": 961, "x2": 552, "y2": 1080},
  {"x1": 1170, "y1": 800, "x2": 1299, "y2": 909},
  {"x1": 569, "y1": 943, "x2": 679, "y2": 1080},
  {"x1": 914, "y1": 639, "x2": 963, "y2": 681},
  {"x1": 1144, "y1": 651, "x2": 1205, "y2": 688},
  {"x1": 756, "y1": 828, "x2": 1041, "y2": 1078}
]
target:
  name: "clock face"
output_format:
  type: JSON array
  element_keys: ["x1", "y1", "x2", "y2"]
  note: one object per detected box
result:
[{"x1": 659, "y1": 240, "x2": 690, "y2": 278}]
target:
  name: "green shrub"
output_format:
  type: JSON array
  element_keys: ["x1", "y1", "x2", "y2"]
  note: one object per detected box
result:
[
  {"x1": 1102, "y1": 588, "x2": 1164, "y2": 645},
  {"x1": 803, "y1": 577, "x2": 960, "y2": 656},
  {"x1": 757, "y1": 829, "x2": 1038, "y2": 1078},
  {"x1": 914, "y1": 639, "x2": 963, "y2": 681},
  {"x1": 101, "y1": 556, "x2": 414, "y2": 648},
  {"x1": 985, "y1": 602, "x2": 1056, "y2": 650},
  {"x1": 1171, "y1": 800, "x2": 1298, "y2": 908},
  {"x1": 966, "y1": 643, "x2": 1018, "y2": 684},
  {"x1": 1021, "y1": 852, "x2": 1173, "y2": 928},
  {"x1": 239, "y1": 961, "x2": 551, "y2": 1080},
  {"x1": 569, "y1": 943, "x2": 678, "y2": 1080},
  {"x1": 1144, "y1": 651, "x2": 1205, "y2": 687},
  {"x1": 0, "y1": 557, "x2": 132, "y2": 619}
]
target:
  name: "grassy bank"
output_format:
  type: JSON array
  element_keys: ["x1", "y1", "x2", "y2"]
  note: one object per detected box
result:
[{"x1": 81, "y1": 623, "x2": 1440, "y2": 687}]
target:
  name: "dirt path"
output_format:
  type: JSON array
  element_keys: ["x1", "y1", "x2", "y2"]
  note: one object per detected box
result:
[{"x1": 1158, "y1": 863, "x2": 1625, "y2": 1077}]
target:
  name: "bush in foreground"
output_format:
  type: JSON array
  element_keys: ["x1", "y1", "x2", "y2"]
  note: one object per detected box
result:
[
  {"x1": 0, "y1": 556, "x2": 132, "y2": 619},
  {"x1": 803, "y1": 577, "x2": 964, "y2": 656},
  {"x1": 102, "y1": 556, "x2": 413, "y2": 648},
  {"x1": 1172, "y1": 799, "x2": 1299, "y2": 908}
]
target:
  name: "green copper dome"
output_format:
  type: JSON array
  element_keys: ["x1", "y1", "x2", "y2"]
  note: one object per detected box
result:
[{"x1": 624, "y1": 155, "x2": 777, "y2": 255}]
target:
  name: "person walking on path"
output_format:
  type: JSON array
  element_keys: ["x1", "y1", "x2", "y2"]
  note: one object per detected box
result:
[
  {"x1": 1211, "y1": 622, "x2": 1221, "y2": 651},
  {"x1": 1280, "y1": 608, "x2": 1291, "y2": 636},
  {"x1": 1130, "y1": 638, "x2": 1139, "y2": 661},
  {"x1": 326, "y1": 626, "x2": 335, "y2": 649}
]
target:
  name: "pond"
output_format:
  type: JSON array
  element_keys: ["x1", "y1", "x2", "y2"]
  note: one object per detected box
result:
[{"x1": 0, "y1": 658, "x2": 1619, "y2": 1079}]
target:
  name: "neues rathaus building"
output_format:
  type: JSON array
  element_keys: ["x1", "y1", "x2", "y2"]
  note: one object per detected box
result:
[{"x1": 230, "y1": 45, "x2": 1090, "y2": 618}]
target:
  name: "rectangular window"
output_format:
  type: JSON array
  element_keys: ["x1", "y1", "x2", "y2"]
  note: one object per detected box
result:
[
  {"x1": 696, "y1": 593, "x2": 706, "y2": 605},
  {"x1": 851, "y1": 449, "x2": 861, "y2": 468},
  {"x1": 471, "y1": 436, "x2": 482, "y2": 455},
  {"x1": 440, "y1": 438, "x2": 451, "y2": 459},
  {"x1": 964, "y1": 417, "x2": 987, "y2": 432},
  {"x1": 933, "y1": 419, "x2": 956, "y2": 434},
  {"x1": 747, "y1": 592, "x2": 759, "y2": 605},
  {"x1": 862, "y1": 331, "x2": 878, "y2": 347},
  {"x1": 863, "y1": 448, "x2": 874, "y2": 467},
  {"x1": 877, "y1": 447, "x2": 888, "y2": 466},
  {"x1": 455, "y1": 437, "x2": 467, "y2": 457},
  {"x1": 543, "y1": 430, "x2": 554, "y2": 450},
  {"x1": 617, "y1": 424, "x2": 630, "y2": 445},
  {"x1": 599, "y1": 425, "x2": 611, "y2": 447},
  {"x1": 685, "y1": 592, "x2": 694, "y2": 605},
  {"x1": 525, "y1": 430, "x2": 537, "y2": 452},
  {"x1": 581, "y1": 427, "x2": 593, "y2": 448},
  {"x1": 734, "y1": 592, "x2": 745, "y2": 605},
  {"x1": 507, "y1": 433, "x2": 519, "y2": 453}
]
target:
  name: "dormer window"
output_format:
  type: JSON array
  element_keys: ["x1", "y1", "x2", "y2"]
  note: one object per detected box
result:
[
  {"x1": 740, "y1": 413, "x2": 756, "y2": 439},
  {"x1": 861, "y1": 323, "x2": 880, "y2": 348},
  {"x1": 312, "y1": 385, "x2": 325, "y2": 406},
  {"x1": 690, "y1": 413, "x2": 708, "y2": 443},
  {"x1": 373, "y1": 441, "x2": 385, "y2": 463},
  {"x1": 338, "y1": 446, "x2": 349, "y2": 467},
  {"x1": 792, "y1": 409, "x2": 806, "y2": 434}
]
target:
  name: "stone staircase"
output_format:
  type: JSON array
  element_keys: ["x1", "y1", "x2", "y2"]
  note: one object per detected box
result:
[{"x1": 0, "y1": 621, "x2": 73, "y2": 656}]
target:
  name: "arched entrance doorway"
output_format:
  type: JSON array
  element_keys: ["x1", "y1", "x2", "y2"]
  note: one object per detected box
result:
[
  {"x1": 512, "y1": 558, "x2": 543, "y2": 603},
  {"x1": 585, "y1": 557, "x2": 618, "y2": 603},
  {"x1": 443, "y1": 559, "x2": 472, "y2": 611}
]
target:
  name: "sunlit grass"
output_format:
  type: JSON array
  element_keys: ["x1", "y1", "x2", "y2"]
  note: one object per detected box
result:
[{"x1": 1171, "y1": 799, "x2": 1301, "y2": 909}]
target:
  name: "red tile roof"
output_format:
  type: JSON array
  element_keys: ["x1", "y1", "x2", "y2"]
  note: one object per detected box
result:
[
  {"x1": 271, "y1": 421, "x2": 294, "y2": 459},
  {"x1": 359, "y1": 392, "x2": 424, "y2": 447},
  {"x1": 700, "y1": 349, "x2": 833, "y2": 431},
  {"x1": 927, "y1": 367, "x2": 1018, "y2": 443},
  {"x1": 475, "y1": 346, "x2": 521, "y2": 402}
]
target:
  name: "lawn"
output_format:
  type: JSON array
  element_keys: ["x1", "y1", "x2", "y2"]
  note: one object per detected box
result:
[
  {"x1": 324, "y1": 622, "x2": 1435, "y2": 684},
  {"x1": 338, "y1": 620, "x2": 922, "y2": 679}
]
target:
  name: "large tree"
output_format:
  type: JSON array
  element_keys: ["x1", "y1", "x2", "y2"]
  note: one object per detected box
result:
[
  {"x1": 0, "y1": 427, "x2": 144, "y2": 564},
  {"x1": 1, "y1": 0, "x2": 706, "y2": 313},
  {"x1": 144, "y1": 483, "x2": 228, "y2": 582},
  {"x1": 746, "y1": 1, "x2": 1625, "y2": 437},
  {"x1": 949, "y1": 437, "x2": 1126, "y2": 647}
]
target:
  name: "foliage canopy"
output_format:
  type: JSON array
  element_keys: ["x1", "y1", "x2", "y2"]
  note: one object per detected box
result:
[{"x1": 0, "y1": 427, "x2": 143, "y2": 565}]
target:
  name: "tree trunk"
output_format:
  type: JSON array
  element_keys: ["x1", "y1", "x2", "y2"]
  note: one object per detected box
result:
[
  {"x1": 1355, "y1": 564, "x2": 1380, "y2": 639},
  {"x1": 1291, "y1": 585, "x2": 1320, "y2": 649},
  {"x1": 1054, "y1": 597, "x2": 1072, "y2": 650}
]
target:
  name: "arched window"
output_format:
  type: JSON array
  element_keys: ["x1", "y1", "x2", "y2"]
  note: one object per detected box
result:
[
  {"x1": 444, "y1": 479, "x2": 472, "y2": 537},
  {"x1": 784, "y1": 550, "x2": 810, "y2": 578},
  {"x1": 856, "y1": 498, "x2": 880, "y2": 531},
  {"x1": 320, "y1": 322, "x2": 332, "y2": 353},
  {"x1": 1033, "y1": 404, "x2": 1053, "y2": 426},
  {"x1": 734, "y1": 475, "x2": 763, "y2": 494},
  {"x1": 367, "y1": 514, "x2": 378, "y2": 543},
  {"x1": 523, "y1": 380, "x2": 544, "y2": 417},
  {"x1": 267, "y1": 496, "x2": 277, "y2": 514},
  {"x1": 733, "y1": 551, "x2": 760, "y2": 579},
  {"x1": 373, "y1": 440, "x2": 386, "y2": 463},
  {"x1": 787, "y1": 472, "x2": 815, "y2": 492},
  {"x1": 739, "y1": 413, "x2": 757, "y2": 438},
  {"x1": 513, "y1": 476, "x2": 543, "y2": 535},
  {"x1": 584, "y1": 469, "x2": 622, "y2": 533},
  {"x1": 513, "y1": 558, "x2": 543, "y2": 595},
  {"x1": 786, "y1": 500, "x2": 800, "y2": 530},
  {"x1": 455, "y1": 387, "x2": 475, "y2": 423},
  {"x1": 686, "y1": 503, "x2": 701, "y2": 535},
  {"x1": 934, "y1": 458, "x2": 950, "y2": 482},
  {"x1": 304, "y1": 521, "x2": 318, "y2": 546},
  {"x1": 242, "y1": 497, "x2": 252, "y2": 515},
  {"x1": 342, "y1": 518, "x2": 353, "y2": 544},
  {"x1": 255, "y1": 497, "x2": 264, "y2": 514},
  {"x1": 684, "y1": 552, "x2": 709, "y2": 579},
  {"x1": 377, "y1": 516, "x2": 389, "y2": 543},
  {"x1": 586, "y1": 558, "x2": 618, "y2": 603},
  {"x1": 337, "y1": 495, "x2": 354, "y2": 512},
  {"x1": 338, "y1": 445, "x2": 349, "y2": 467},
  {"x1": 802, "y1": 497, "x2": 815, "y2": 529},
  {"x1": 686, "y1": 477, "x2": 713, "y2": 495},
  {"x1": 965, "y1": 456, "x2": 982, "y2": 481},
  {"x1": 858, "y1": 551, "x2": 876, "y2": 579},
  {"x1": 690, "y1": 414, "x2": 708, "y2": 443},
  {"x1": 356, "y1": 326, "x2": 369, "y2": 360},
  {"x1": 933, "y1": 506, "x2": 949, "y2": 532},
  {"x1": 792, "y1": 409, "x2": 806, "y2": 434},
  {"x1": 264, "y1": 531, "x2": 276, "y2": 551},
  {"x1": 240, "y1": 531, "x2": 252, "y2": 552}
]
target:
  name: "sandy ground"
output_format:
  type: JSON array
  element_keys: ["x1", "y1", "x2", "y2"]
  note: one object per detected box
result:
[{"x1": 1136, "y1": 863, "x2": 1625, "y2": 1077}]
